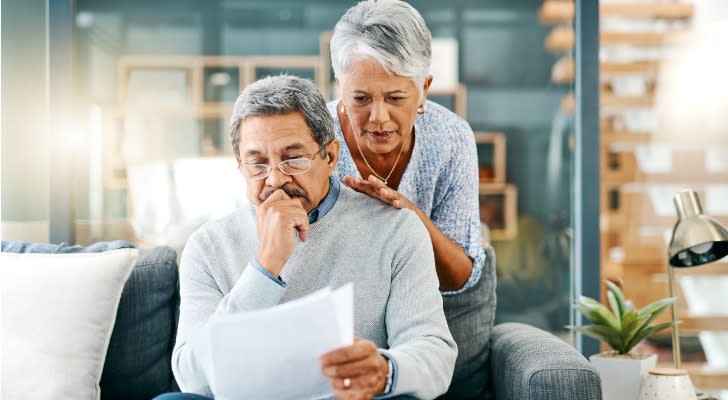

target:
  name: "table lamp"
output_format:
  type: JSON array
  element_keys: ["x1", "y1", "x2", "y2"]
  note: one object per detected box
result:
[{"x1": 667, "y1": 189, "x2": 728, "y2": 368}]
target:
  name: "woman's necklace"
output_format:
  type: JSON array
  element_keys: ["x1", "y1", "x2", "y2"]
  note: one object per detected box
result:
[{"x1": 352, "y1": 133, "x2": 405, "y2": 186}]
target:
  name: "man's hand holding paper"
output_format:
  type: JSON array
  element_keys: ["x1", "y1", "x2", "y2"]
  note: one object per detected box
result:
[
  {"x1": 209, "y1": 285, "x2": 354, "y2": 400},
  {"x1": 320, "y1": 338, "x2": 389, "y2": 399}
]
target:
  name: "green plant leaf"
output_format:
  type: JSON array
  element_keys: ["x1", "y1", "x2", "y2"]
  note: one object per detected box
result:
[
  {"x1": 605, "y1": 280, "x2": 626, "y2": 318},
  {"x1": 620, "y1": 311, "x2": 649, "y2": 347},
  {"x1": 576, "y1": 296, "x2": 621, "y2": 332},
  {"x1": 625, "y1": 321, "x2": 676, "y2": 352},
  {"x1": 624, "y1": 300, "x2": 635, "y2": 313},
  {"x1": 629, "y1": 297, "x2": 677, "y2": 341},
  {"x1": 568, "y1": 325, "x2": 625, "y2": 353},
  {"x1": 607, "y1": 290, "x2": 621, "y2": 325},
  {"x1": 639, "y1": 297, "x2": 677, "y2": 321}
]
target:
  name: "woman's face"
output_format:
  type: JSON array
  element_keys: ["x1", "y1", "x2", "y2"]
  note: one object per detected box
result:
[{"x1": 338, "y1": 59, "x2": 431, "y2": 155}]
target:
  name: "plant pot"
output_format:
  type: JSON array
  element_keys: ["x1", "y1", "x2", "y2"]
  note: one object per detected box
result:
[{"x1": 590, "y1": 352, "x2": 657, "y2": 400}]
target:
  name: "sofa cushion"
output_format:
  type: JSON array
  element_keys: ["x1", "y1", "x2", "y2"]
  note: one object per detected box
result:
[
  {"x1": 0, "y1": 249, "x2": 139, "y2": 400},
  {"x1": 439, "y1": 245, "x2": 497, "y2": 400},
  {"x1": 102, "y1": 246, "x2": 180, "y2": 399},
  {"x1": 1, "y1": 241, "x2": 180, "y2": 400}
]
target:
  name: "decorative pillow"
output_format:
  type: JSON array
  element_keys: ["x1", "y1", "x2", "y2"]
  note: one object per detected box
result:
[{"x1": 0, "y1": 249, "x2": 139, "y2": 400}]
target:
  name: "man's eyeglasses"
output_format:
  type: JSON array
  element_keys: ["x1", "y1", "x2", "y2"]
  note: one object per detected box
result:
[{"x1": 239, "y1": 147, "x2": 324, "y2": 180}]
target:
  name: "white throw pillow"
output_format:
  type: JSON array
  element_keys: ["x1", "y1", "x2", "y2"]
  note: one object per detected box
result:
[{"x1": 0, "y1": 249, "x2": 139, "y2": 400}]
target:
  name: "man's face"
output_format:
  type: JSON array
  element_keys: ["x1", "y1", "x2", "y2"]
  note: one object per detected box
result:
[{"x1": 236, "y1": 112, "x2": 339, "y2": 213}]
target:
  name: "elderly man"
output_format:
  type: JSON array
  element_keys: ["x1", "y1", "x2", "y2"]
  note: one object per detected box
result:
[{"x1": 163, "y1": 75, "x2": 456, "y2": 400}]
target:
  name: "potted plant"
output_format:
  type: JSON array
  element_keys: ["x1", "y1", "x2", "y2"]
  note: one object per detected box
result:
[{"x1": 569, "y1": 280, "x2": 676, "y2": 400}]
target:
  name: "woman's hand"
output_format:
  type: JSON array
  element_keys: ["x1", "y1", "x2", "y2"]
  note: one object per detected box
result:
[
  {"x1": 343, "y1": 174, "x2": 472, "y2": 291},
  {"x1": 343, "y1": 175, "x2": 414, "y2": 210}
]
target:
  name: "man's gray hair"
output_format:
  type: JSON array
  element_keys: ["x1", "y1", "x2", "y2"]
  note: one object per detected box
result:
[
  {"x1": 230, "y1": 75, "x2": 334, "y2": 158},
  {"x1": 330, "y1": 0, "x2": 432, "y2": 96}
]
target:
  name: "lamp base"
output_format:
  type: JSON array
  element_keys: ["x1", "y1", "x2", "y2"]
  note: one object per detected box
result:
[{"x1": 638, "y1": 368, "x2": 696, "y2": 400}]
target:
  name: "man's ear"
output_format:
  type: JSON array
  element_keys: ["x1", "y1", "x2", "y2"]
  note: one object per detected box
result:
[{"x1": 325, "y1": 139, "x2": 340, "y2": 175}]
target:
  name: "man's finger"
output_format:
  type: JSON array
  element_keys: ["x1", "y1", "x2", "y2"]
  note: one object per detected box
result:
[
  {"x1": 296, "y1": 218, "x2": 310, "y2": 242},
  {"x1": 320, "y1": 339, "x2": 377, "y2": 365},
  {"x1": 321, "y1": 356, "x2": 382, "y2": 378},
  {"x1": 262, "y1": 188, "x2": 291, "y2": 204}
]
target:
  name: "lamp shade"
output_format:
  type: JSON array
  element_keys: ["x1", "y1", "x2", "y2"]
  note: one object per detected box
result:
[{"x1": 668, "y1": 190, "x2": 728, "y2": 267}]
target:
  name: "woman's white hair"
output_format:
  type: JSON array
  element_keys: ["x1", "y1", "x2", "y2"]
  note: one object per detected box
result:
[{"x1": 330, "y1": 0, "x2": 432, "y2": 97}]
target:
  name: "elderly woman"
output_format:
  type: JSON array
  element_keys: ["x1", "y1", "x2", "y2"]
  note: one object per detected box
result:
[{"x1": 328, "y1": 1, "x2": 496, "y2": 399}]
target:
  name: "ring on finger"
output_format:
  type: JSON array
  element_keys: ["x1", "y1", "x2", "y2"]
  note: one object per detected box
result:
[{"x1": 343, "y1": 377, "x2": 352, "y2": 389}]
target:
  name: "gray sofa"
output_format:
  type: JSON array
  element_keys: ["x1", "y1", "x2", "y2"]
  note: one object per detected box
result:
[{"x1": 2, "y1": 241, "x2": 601, "y2": 400}]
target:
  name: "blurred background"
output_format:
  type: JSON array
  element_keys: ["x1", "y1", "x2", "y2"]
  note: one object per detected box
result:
[{"x1": 2, "y1": 0, "x2": 727, "y2": 395}]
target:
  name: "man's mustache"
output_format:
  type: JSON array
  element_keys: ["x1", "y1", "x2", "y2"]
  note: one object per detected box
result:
[{"x1": 259, "y1": 186, "x2": 308, "y2": 202}]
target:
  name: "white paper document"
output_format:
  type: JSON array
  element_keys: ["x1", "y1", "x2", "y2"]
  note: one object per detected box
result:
[{"x1": 208, "y1": 284, "x2": 354, "y2": 400}]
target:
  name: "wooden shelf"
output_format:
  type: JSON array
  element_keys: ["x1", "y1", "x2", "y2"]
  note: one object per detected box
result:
[
  {"x1": 602, "y1": 128, "x2": 728, "y2": 146},
  {"x1": 681, "y1": 316, "x2": 728, "y2": 333},
  {"x1": 601, "y1": 3, "x2": 694, "y2": 20},
  {"x1": 601, "y1": 61, "x2": 660, "y2": 79},
  {"x1": 601, "y1": 93, "x2": 655, "y2": 109},
  {"x1": 546, "y1": 28, "x2": 686, "y2": 53},
  {"x1": 118, "y1": 103, "x2": 232, "y2": 118},
  {"x1": 539, "y1": 2, "x2": 693, "y2": 25},
  {"x1": 118, "y1": 54, "x2": 328, "y2": 105},
  {"x1": 601, "y1": 187, "x2": 728, "y2": 232},
  {"x1": 601, "y1": 131, "x2": 654, "y2": 145},
  {"x1": 677, "y1": 363, "x2": 728, "y2": 390},
  {"x1": 479, "y1": 183, "x2": 518, "y2": 241},
  {"x1": 601, "y1": 148, "x2": 728, "y2": 185},
  {"x1": 474, "y1": 132, "x2": 506, "y2": 184},
  {"x1": 601, "y1": 31, "x2": 674, "y2": 46}
]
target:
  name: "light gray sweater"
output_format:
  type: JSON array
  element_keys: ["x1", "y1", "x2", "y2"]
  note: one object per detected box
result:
[{"x1": 172, "y1": 184, "x2": 457, "y2": 399}]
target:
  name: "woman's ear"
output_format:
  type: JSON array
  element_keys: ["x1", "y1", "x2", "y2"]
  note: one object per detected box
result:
[{"x1": 422, "y1": 75, "x2": 434, "y2": 100}]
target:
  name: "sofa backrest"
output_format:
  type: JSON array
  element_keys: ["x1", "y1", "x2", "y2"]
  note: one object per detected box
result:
[
  {"x1": 1, "y1": 241, "x2": 180, "y2": 400},
  {"x1": 102, "y1": 246, "x2": 179, "y2": 400}
]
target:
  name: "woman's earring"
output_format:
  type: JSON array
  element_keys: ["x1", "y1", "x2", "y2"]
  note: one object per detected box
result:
[
  {"x1": 417, "y1": 105, "x2": 425, "y2": 114},
  {"x1": 340, "y1": 104, "x2": 348, "y2": 116}
]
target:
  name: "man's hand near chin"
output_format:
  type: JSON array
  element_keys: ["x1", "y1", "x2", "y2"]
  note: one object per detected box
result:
[
  {"x1": 254, "y1": 189, "x2": 310, "y2": 276},
  {"x1": 320, "y1": 338, "x2": 389, "y2": 400}
]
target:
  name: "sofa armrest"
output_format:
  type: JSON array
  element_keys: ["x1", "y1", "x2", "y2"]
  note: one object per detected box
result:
[{"x1": 489, "y1": 322, "x2": 602, "y2": 400}]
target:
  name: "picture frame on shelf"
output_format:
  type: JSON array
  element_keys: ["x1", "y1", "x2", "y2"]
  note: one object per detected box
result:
[
  {"x1": 479, "y1": 183, "x2": 517, "y2": 241},
  {"x1": 474, "y1": 132, "x2": 506, "y2": 184}
]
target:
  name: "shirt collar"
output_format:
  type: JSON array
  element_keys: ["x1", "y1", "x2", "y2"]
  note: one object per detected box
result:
[{"x1": 308, "y1": 176, "x2": 339, "y2": 224}]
